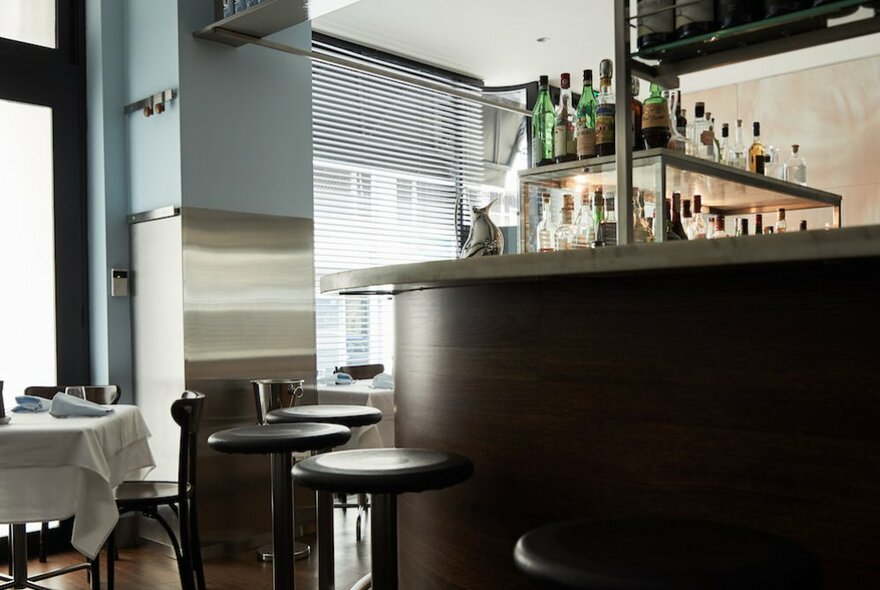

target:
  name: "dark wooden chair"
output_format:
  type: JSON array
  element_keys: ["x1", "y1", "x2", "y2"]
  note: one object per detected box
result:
[
  {"x1": 333, "y1": 364, "x2": 384, "y2": 380},
  {"x1": 107, "y1": 391, "x2": 206, "y2": 590},
  {"x1": 23, "y1": 385, "x2": 122, "y2": 564}
]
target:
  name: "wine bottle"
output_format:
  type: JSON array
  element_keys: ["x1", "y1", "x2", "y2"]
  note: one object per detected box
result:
[
  {"x1": 717, "y1": 0, "x2": 753, "y2": 28},
  {"x1": 671, "y1": 192, "x2": 689, "y2": 240},
  {"x1": 637, "y1": 0, "x2": 675, "y2": 50},
  {"x1": 554, "y1": 73, "x2": 577, "y2": 163},
  {"x1": 575, "y1": 70, "x2": 598, "y2": 160},
  {"x1": 531, "y1": 75, "x2": 555, "y2": 167},
  {"x1": 632, "y1": 77, "x2": 644, "y2": 151},
  {"x1": 642, "y1": 83, "x2": 671, "y2": 149},
  {"x1": 595, "y1": 60, "x2": 616, "y2": 157},
  {"x1": 764, "y1": 0, "x2": 807, "y2": 18},
  {"x1": 675, "y1": 0, "x2": 715, "y2": 39}
]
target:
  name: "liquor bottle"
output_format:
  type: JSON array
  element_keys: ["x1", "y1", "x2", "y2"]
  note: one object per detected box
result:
[
  {"x1": 575, "y1": 70, "x2": 598, "y2": 160},
  {"x1": 799, "y1": 220, "x2": 808, "y2": 231},
  {"x1": 739, "y1": 218, "x2": 749, "y2": 236},
  {"x1": 637, "y1": 0, "x2": 675, "y2": 50},
  {"x1": 710, "y1": 118, "x2": 722, "y2": 163},
  {"x1": 591, "y1": 187, "x2": 606, "y2": 246},
  {"x1": 783, "y1": 144, "x2": 807, "y2": 185},
  {"x1": 748, "y1": 121, "x2": 765, "y2": 174},
  {"x1": 692, "y1": 102, "x2": 714, "y2": 160},
  {"x1": 717, "y1": 0, "x2": 754, "y2": 27},
  {"x1": 675, "y1": 0, "x2": 715, "y2": 39},
  {"x1": 642, "y1": 83, "x2": 671, "y2": 149},
  {"x1": 764, "y1": 0, "x2": 807, "y2": 19},
  {"x1": 775, "y1": 207, "x2": 787, "y2": 233},
  {"x1": 727, "y1": 119, "x2": 747, "y2": 169},
  {"x1": 671, "y1": 192, "x2": 689, "y2": 240},
  {"x1": 536, "y1": 193, "x2": 557, "y2": 251},
  {"x1": 719, "y1": 123, "x2": 730, "y2": 164},
  {"x1": 754, "y1": 213, "x2": 763, "y2": 235},
  {"x1": 766, "y1": 226, "x2": 774, "y2": 234},
  {"x1": 688, "y1": 194, "x2": 708, "y2": 239},
  {"x1": 710, "y1": 214, "x2": 729, "y2": 238},
  {"x1": 764, "y1": 146, "x2": 784, "y2": 179},
  {"x1": 675, "y1": 94, "x2": 688, "y2": 137},
  {"x1": 681, "y1": 198, "x2": 694, "y2": 237},
  {"x1": 573, "y1": 192, "x2": 594, "y2": 248},
  {"x1": 632, "y1": 78, "x2": 644, "y2": 151},
  {"x1": 633, "y1": 190, "x2": 654, "y2": 243},
  {"x1": 555, "y1": 194, "x2": 577, "y2": 249},
  {"x1": 595, "y1": 60, "x2": 616, "y2": 157},
  {"x1": 604, "y1": 191, "x2": 618, "y2": 223},
  {"x1": 662, "y1": 199, "x2": 682, "y2": 240},
  {"x1": 531, "y1": 75, "x2": 555, "y2": 167},
  {"x1": 554, "y1": 73, "x2": 577, "y2": 163}
]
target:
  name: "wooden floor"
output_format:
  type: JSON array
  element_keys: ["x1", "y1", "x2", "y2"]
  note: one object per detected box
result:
[{"x1": 3, "y1": 510, "x2": 372, "y2": 590}]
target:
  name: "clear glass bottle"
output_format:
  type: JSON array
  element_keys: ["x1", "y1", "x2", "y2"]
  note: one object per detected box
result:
[
  {"x1": 692, "y1": 102, "x2": 714, "y2": 161},
  {"x1": 573, "y1": 192, "x2": 594, "y2": 248},
  {"x1": 688, "y1": 194, "x2": 708, "y2": 239},
  {"x1": 555, "y1": 194, "x2": 577, "y2": 250},
  {"x1": 710, "y1": 214, "x2": 729, "y2": 238},
  {"x1": 718, "y1": 123, "x2": 730, "y2": 165},
  {"x1": 711, "y1": 118, "x2": 722, "y2": 163},
  {"x1": 554, "y1": 73, "x2": 577, "y2": 163},
  {"x1": 575, "y1": 70, "x2": 598, "y2": 160},
  {"x1": 666, "y1": 92, "x2": 696, "y2": 156},
  {"x1": 764, "y1": 145, "x2": 783, "y2": 179},
  {"x1": 632, "y1": 190, "x2": 653, "y2": 243},
  {"x1": 531, "y1": 76, "x2": 555, "y2": 167},
  {"x1": 727, "y1": 119, "x2": 748, "y2": 170},
  {"x1": 642, "y1": 83, "x2": 671, "y2": 150},
  {"x1": 681, "y1": 198, "x2": 694, "y2": 238},
  {"x1": 536, "y1": 193, "x2": 557, "y2": 252},
  {"x1": 783, "y1": 144, "x2": 807, "y2": 185},
  {"x1": 748, "y1": 121, "x2": 765, "y2": 174},
  {"x1": 775, "y1": 208, "x2": 787, "y2": 233},
  {"x1": 595, "y1": 60, "x2": 616, "y2": 157}
]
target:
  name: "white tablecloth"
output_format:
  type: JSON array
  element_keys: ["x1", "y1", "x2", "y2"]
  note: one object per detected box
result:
[
  {"x1": 318, "y1": 381, "x2": 394, "y2": 449},
  {"x1": 0, "y1": 406, "x2": 154, "y2": 558}
]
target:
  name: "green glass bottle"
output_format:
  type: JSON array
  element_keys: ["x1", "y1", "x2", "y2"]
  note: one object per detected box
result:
[
  {"x1": 531, "y1": 75, "x2": 555, "y2": 167},
  {"x1": 641, "y1": 83, "x2": 670, "y2": 149},
  {"x1": 575, "y1": 69, "x2": 597, "y2": 160}
]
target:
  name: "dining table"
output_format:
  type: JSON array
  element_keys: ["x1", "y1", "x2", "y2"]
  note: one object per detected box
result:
[
  {"x1": 317, "y1": 379, "x2": 394, "y2": 449},
  {"x1": 0, "y1": 405, "x2": 154, "y2": 590}
]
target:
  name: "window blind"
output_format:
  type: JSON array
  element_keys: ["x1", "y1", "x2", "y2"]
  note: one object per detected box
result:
[{"x1": 312, "y1": 38, "x2": 485, "y2": 373}]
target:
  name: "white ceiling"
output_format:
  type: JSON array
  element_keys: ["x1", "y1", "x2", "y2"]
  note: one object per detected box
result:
[{"x1": 312, "y1": 0, "x2": 615, "y2": 88}]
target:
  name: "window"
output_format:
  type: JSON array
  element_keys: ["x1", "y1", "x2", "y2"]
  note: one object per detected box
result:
[{"x1": 312, "y1": 35, "x2": 485, "y2": 373}]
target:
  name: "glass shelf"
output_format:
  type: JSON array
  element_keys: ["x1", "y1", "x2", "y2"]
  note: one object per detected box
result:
[{"x1": 518, "y1": 149, "x2": 841, "y2": 251}]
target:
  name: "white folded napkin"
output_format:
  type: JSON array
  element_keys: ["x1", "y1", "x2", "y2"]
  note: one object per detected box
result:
[
  {"x1": 12, "y1": 395, "x2": 53, "y2": 413},
  {"x1": 370, "y1": 373, "x2": 394, "y2": 389},
  {"x1": 49, "y1": 393, "x2": 114, "y2": 418}
]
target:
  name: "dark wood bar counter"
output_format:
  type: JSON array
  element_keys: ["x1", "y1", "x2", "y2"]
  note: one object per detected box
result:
[{"x1": 324, "y1": 227, "x2": 880, "y2": 589}]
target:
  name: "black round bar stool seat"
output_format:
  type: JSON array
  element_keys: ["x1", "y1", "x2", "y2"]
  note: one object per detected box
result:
[
  {"x1": 266, "y1": 404, "x2": 382, "y2": 428},
  {"x1": 207, "y1": 423, "x2": 350, "y2": 590},
  {"x1": 207, "y1": 422, "x2": 350, "y2": 455},
  {"x1": 514, "y1": 517, "x2": 822, "y2": 590},
  {"x1": 293, "y1": 448, "x2": 473, "y2": 494}
]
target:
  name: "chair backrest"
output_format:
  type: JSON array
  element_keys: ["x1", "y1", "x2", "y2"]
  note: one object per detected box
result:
[
  {"x1": 24, "y1": 385, "x2": 122, "y2": 405},
  {"x1": 171, "y1": 391, "x2": 206, "y2": 500},
  {"x1": 333, "y1": 364, "x2": 384, "y2": 380}
]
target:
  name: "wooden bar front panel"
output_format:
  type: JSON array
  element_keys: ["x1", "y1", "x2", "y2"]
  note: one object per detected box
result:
[{"x1": 394, "y1": 258, "x2": 880, "y2": 589}]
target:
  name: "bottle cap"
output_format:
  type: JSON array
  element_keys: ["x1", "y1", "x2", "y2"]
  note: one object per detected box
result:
[
  {"x1": 721, "y1": 123, "x2": 729, "y2": 138},
  {"x1": 753, "y1": 121, "x2": 761, "y2": 135},
  {"x1": 755, "y1": 213, "x2": 763, "y2": 223},
  {"x1": 778, "y1": 207, "x2": 786, "y2": 219},
  {"x1": 694, "y1": 102, "x2": 705, "y2": 118},
  {"x1": 792, "y1": 144, "x2": 799, "y2": 152},
  {"x1": 800, "y1": 219, "x2": 807, "y2": 231},
  {"x1": 560, "y1": 73, "x2": 571, "y2": 89},
  {"x1": 737, "y1": 119, "x2": 743, "y2": 127},
  {"x1": 682, "y1": 199, "x2": 692, "y2": 217},
  {"x1": 740, "y1": 218, "x2": 749, "y2": 234},
  {"x1": 693, "y1": 194, "x2": 702, "y2": 213},
  {"x1": 539, "y1": 75, "x2": 549, "y2": 86},
  {"x1": 583, "y1": 69, "x2": 593, "y2": 83},
  {"x1": 563, "y1": 193, "x2": 575, "y2": 208},
  {"x1": 599, "y1": 59, "x2": 613, "y2": 79}
]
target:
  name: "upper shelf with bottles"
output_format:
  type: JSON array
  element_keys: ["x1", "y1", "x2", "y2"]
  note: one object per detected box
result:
[{"x1": 632, "y1": 0, "x2": 879, "y2": 86}]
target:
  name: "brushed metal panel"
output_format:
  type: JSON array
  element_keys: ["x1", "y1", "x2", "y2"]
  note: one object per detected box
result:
[{"x1": 181, "y1": 208, "x2": 317, "y2": 548}]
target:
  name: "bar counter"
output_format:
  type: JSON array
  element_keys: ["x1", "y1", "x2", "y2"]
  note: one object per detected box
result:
[{"x1": 323, "y1": 226, "x2": 880, "y2": 589}]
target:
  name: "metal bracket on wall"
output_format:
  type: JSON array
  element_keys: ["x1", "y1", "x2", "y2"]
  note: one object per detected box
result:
[{"x1": 124, "y1": 89, "x2": 178, "y2": 117}]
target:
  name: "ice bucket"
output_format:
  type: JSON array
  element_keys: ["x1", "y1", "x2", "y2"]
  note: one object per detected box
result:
[{"x1": 251, "y1": 378, "x2": 304, "y2": 424}]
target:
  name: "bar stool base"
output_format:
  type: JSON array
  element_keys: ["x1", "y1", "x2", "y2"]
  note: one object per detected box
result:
[{"x1": 257, "y1": 541, "x2": 311, "y2": 562}]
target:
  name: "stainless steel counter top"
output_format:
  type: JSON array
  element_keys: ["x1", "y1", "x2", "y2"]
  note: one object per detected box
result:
[{"x1": 320, "y1": 225, "x2": 880, "y2": 295}]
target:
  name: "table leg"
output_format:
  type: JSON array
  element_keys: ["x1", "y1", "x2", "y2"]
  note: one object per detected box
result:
[
  {"x1": 317, "y1": 489, "x2": 334, "y2": 590},
  {"x1": 270, "y1": 452, "x2": 294, "y2": 590}
]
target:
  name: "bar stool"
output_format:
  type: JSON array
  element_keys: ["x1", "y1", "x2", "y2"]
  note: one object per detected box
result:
[
  {"x1": 207, "y1": 423, "x2": 350, "y2": 590},
  {"x1": 292, "y1": 448, "x2": 474, "y2": 590},
  {"x1": 267, "y1": 405, "x2": 382, "y2": 590},
  {"x1": 514, "y1": 517, "x2": 823, "y2": 589}
]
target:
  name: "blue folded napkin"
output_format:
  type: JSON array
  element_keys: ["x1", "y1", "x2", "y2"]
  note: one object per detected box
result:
[
  {"x1": 12, "y1": 395, "x2": 53, "y2": 413},
  {"x1": 49, "y1": 393, "x2": 114, "y2": 418},
  {"x1": 370, "y1": 373, "x2": 394, "y2": 390},
  {"x1": 334, "y1": 372, "x2": 354, "y2": 385}
]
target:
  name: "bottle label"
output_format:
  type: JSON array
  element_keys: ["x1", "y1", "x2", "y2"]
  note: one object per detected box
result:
[
  {"x1": 554, "y1": 120, "x2": 576, "y2": 158},
  {"x1": 576, "y1": 122, "x2": 596, "y2": 157},
  {"x1": 641, "y1": 103, "x2": 669, "y2": 129},
  {"x1": 638, "y1": 0, "x2": 675, "y2": 39},
  {"x1": 595, "y1": 104, "x2": 615, "y2": 146},
  {"x1": 675, "y1": 0, "x2": 714, "y2": 30}
]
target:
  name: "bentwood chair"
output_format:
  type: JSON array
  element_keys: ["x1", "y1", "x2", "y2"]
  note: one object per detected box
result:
[
  {"x1": 107, "y1": 391, "x2": 206, "y2": 590},
  {"x1": 23, "y1": 385, "x2": 122, "y2": 564}
]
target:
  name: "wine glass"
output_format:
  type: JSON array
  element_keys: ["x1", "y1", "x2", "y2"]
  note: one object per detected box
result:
[{"x1": 65, "y1": 386, "x2": 86, "y2": 400}]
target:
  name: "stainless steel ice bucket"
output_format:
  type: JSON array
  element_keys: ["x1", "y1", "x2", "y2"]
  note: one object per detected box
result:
[{"x1": 251, "y1": 379, "x2": 304, "y2": 424}]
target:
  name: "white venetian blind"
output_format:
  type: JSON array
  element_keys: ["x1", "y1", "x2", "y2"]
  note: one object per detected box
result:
[{"x1": 312, "y1": 38, "x2": 485, "y2": 373}]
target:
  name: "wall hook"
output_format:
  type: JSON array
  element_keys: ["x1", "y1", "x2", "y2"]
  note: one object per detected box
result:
[{"x1": 124, "y1": 88, "x2": 177, "y2": 117}]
